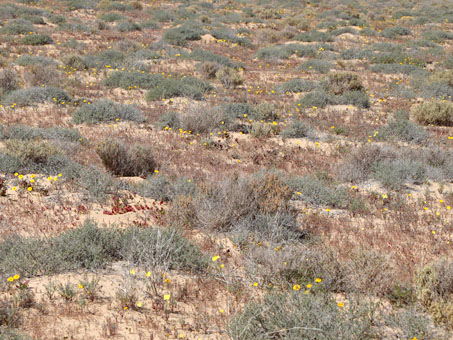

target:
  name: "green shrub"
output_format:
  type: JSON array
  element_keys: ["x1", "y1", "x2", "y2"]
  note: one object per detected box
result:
[
  {"x1": 297, "y1": 90, "x2": 330, "y2": 108},
  {"x1": 178, "y1": 104, "x2": 225, "y2": 134},
  {"x1": 0, "y1": 221, "x2": 206, "y2": 277},
  {"x1": 0, "y1": 327, "x2": 33, "y2": 340},
  {"x1": 221, "y1": 102, "x2": 255, "y2": 119},
  {"x1": 135, "y1": 175, "x2": 196, "y2": 202},
  {"x1": 145, "y1": 76, "x2": 212, "y2": 101},
  {"x1": 1, "y1": 86, "x2": 71, "y2": 106},
  {"x1": 190, "y1": 48, "x2": 237, "y2": 68},
  {"x1": 228, "y1": 290, "x2": 377, "y2": 340},
  {"x1": 95, "y1": 138, "x2": 156, "y2": 176},
  {"x1": 1, "y1": 125, "x2": 81, "y2": 142},
  {"x1": 411, "y1": 101, "x2": 453, "y2": 126},
  {"x1": 0, "y1": 300, "x2": 21, "y2": 329},
  {"x1": 248, "y1": 122, "x2": 274, "y2": 138},
  {"x1": 255, "y1": 44, "x2": 317, "y2": 60},
  {"x1": 198, "y1": 61, "x2": 221, "y2": 79},
  {"x1": 275, "y1": 78, "x2": 317, "y2": 93},
  {"x1": 421, "y1": 30, "x2": 453, "y2": 43},
  {"x1": 300, "y1": 59, "x2": 333, "y2": 74},
  {"x1": 99, "y1": 12, "x2": 125, "y2": 22},
  {"x1": 415, "y1": 258, "x2": 453, "y2": 328},
  {"x1": 333, "y1": 90, "x2": 370, "y2": 108},
  {"x1": 210, "y1": 28, "x2": 252, "y2": 46},
  {"x1": 378, "y1": 116, "x2": 429, "y2": 144},
  {"x1": 0, "y1": 69, "x2": 18, "y2": 97},
  {"x1": 162, "y1": 21, "x2": 205, "y2": 46},
  {"x1": 103, "y1": 71, "x2": 163, "y2": 89},
  {"x1": 156, "y1": 111, "x2": 180, "y2": 130},
  {"x1": 215, "y1": 67, "x2": 243, "y2": 89},
  {"x1": 83, "y1": 49, "x2": 125, "y2": 69},
  {"x1": 72, "y1": 100, "x2": 145, "y2": 124},
  {"x1": 326, "y1": 72, "x2": 364, "y2": 95},
  {"x1": 371, "y1": 159, "x2": 426, "y2": 190},
  {"x1": 285, "y1": 175, "x2": 350, "y2": 208},
  {"x1": 15, "y1": 55, "x2": 56, "y2": 67},
  {"x1": 121, "y1": 227, "x2": 207, "y2": 272},
  {"x1": 172, "y1": 173, "x2": 293, "y2": 232},
  {"x1": 63, "y1": 54, "x2": 89, "y2": 70},
  {"x1": 116, "y1": 21, "x2": 141, "y2": 32},
  {"x1": 20, "y1": 34, "x2": 52, "y2": 45},
  {"x1": 381, "y1": 26, "x2": 412, "y2": 38},
  {"x1": 5, "y1": 139, "x2": 60, "y2": 165},
  {"x1": 0, "y1": 19, "x2": 34, "y2": 35},
  {"x1": 281, "y1": 120, "x2": 314, "y2": 138},
  {"x1": 294, "y1": 30, "x2": 334, "y2": 42},
  {"x1": 0, "y1": 153, "x2": 23, "y2": 173}
]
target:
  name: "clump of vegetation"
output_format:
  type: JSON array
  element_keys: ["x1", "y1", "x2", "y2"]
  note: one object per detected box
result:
[
  {"x1": 300, "y1": 59, "x2": 333, "y2": 74},
  {"x1": 95, "y1": 138, "x2": 157, "y2": 177},
  {"x1": 215, "y1": 67, "x2": 244, "y2": 89},
  {"x1": 1, "y1": 86, "x2": 71, "y2": 106},
  {"x1": 411, "y1": 101, "x2": 453, "y2": 126},
  {"x1": 162, "y1": 21, "x2": 205, "y2": 46},
  {"x1": 381, "y1": 26, "x2": 412, "y2": 38},
  {"x1": 20, "y1": 34, "x2": 53, "y2": 45},
  {"x1": 0, "y1": 69, "x2": 19, "y2": 97},
  {"x1": 0, "y1": 19, "x2": 34, "y2": 35},
  {"x1": 0, "y1": 221, "x2": 207, "y2": 277},
  {"x1": 228, "y1": 290, "x2": 377, "y2": 340},
  {"x1": 325, "y1": 72, "x2": 365, "y2": 95},
  {"x1": 275, "y1": 78, "x2": 317, "y2": 93},
  {"x1": 72, "y1": 100, "x2": 145, "y2": 124},
  {"x1": 281, "y1": 120, "x2": 314, "y2": 139},
  {"x1": 377, "y1": 111, "x2": 429, "y2": 144},
  {"x1": 103, "y1": 71, "x2": 163, "y2": 89},
  {"x1": 146, "y1": 76, "x2": 212, "y2": 101},
  {"x1": 15, "y1": 55, "x2": 56, "y2": 67},
  {"x1": 415, "y1": 258, "x2": 453, "y2": 328}
]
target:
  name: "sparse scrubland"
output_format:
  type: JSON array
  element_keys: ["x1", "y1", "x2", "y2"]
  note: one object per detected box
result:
[{"x1": 0, "y1": 0, "x2": 452, "y2": 339}]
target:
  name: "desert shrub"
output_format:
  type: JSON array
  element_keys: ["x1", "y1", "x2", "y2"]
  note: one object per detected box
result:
[
  {"x1": 281, "y1": 120, "x2": 314, "y2": 138},
  {"x1": 384, "y1": 307, "x2": 441, "y2": 340},
  {"x1": 172, "y1": 173, "x2": 293, "y2": 232},
  {"x1": 333, "y1": 90, "x2": 370, "y2": 108},
  {"x1": 1, "y1": 86, "x2": 71, "y2": 106},
  {"x1": 0, "y1": 19, "x2": 33, "y2": 34},
  {"x1": 83, "y1": 49, "x2": 125, "y2": 68},
  {"x1": 63, "y1": 54, "x2": 89, "y2": 70},
  {"x1": 0, "y1": 300, "x2": 21, "y2": 329},
  {"x1": 95, "y1": 138, "x2": 156, "y2": 176},
  {"x1": 211, "y1": 28, "x2": 252, "y2": 46},
  {"x1": 5, "y1": 139, "x2": 60, "y2": 166},
  {"x1": 149, "y1": 9, "x2": 175, "y2": 23},
  {"x1": 331, "y1": 27, "x2": 358, "y2": 36},
  {"x1": 326, "y1": 72, "x2": 364, "y2": 95},
  {"x1": 162, "y1": 21, "x2": 205, "y2": 46},
  {"x1": 0, "y1": 221, "x2": 205, "y2": 277},
  {"x1": 227, "y1": 290, "x2": 377, "y2": 340},
  {"x1": 103, "y1": 71, "x2": 163, "y2": 89},
  {"x1": 15, "y1": 55, "x2": 55, "y2": 67},
  {"x1": 116, "y1": 21, "x2": 141, "y2": 32},
  {"x1": 1, "y1": 125, "x2": 81, "y2": 142},
  {"x1": 294, "y1": 30, "x2": 334, "y2": 42},
  {"x1": 121, "y1": 227, "x2": 207, "y2": 272},
  {"x1": 255, "y1": 44, "x2": 317, "y2": 60},
  {"x1": 371, "y1": 63, "x2": 427, "y2": 76},
  {"x1": 415, "y1": 258, "x2": 453, "y2": 328},
  {"x1": 248, "y1": 122, "x2": 274, "y2": 138},
  {"x1": 190, "y1": 48, "x2": 236, "y2": 68},
  {"x1": 48, "y1": 14, "x2": 66, "y2": 24},
  {"x1": 252, "y1": 102, "x2": 278, "y2": 121},
  {"x1": 0, "y1": 69, "x2": 18, "y2": 96},
  {"x1": 0, "y1": 327, "x2": 33, "y2": 340},
  {"x1": 72, "y1": 100, "x2": 145, "y2": 124},
  {"x1": 145, "y1": 76, "x2": 212, "y2": 101},
  {"x1": 221, "y1": 102, "x2": 255, "y2": 119},
  {"x1": 421, "y1": 30, "x2": 453, "y2": 43},
  {"x1": 99, "y1": 12, "x2": 125, "y2": 22},
  {"x1": 300, "y1": 59, "x2": 333, "y2": 74},
  {"x1": 178, "y1": 104, "x2": 225, "y2": 134},
  {"x1": 23, "y1": 65, "x2": 61, "y2": 86},
  {"x1": 243, "y1": 243, "x2": 345, "y2": 290},
  {"x1": 445, "y1": 56, "x2": 453, "y2": 69},
  {"x1": 140, "y1": 19, "x2": 159, "y2": 29},
  {"x1": 215, "y1": 67, "x2": 243, "y2": 89},
  {"x1": 99, "y1": 0, "x2": 132, "y2": 11},
  {"x1": 198, "y1": 61, "x2": 221, "y2": 79},
  {"x1": 156, "y1": 111, "x2": 180, "y2": 130},
  {"x1": 285, "y1": 175, "x2": 350, "y2": 208},
  {"x1": 411, "y1": 101, "x2": 453, "y2": 126},
  {"x1": 336, "y1": 144, "x2": 399, "y2": 183},
  {"x1": 378, "y1": 115, "x2": 429, "y2": 144},
  {"x1": 135, "y1": 175, "x2": 196, "y2": 202},
  {"x1": 297, "y1": 90, "x2": 330, "y2": 108},
  {"x1": 371, "y1": 159, "x2": 426, "y2": 190},
  {"x1": 20, "y1": 34, "x2": 52, "y2": 45},
  {"x1": 381, "y1": 26, "x2": 412, "y2": 38},
  {"x1": 275, "y1": 78, "x2": 317, "y2": 93},
  {"x1": 0, "y1": 153, "x2": 23, "y2": 173}
]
